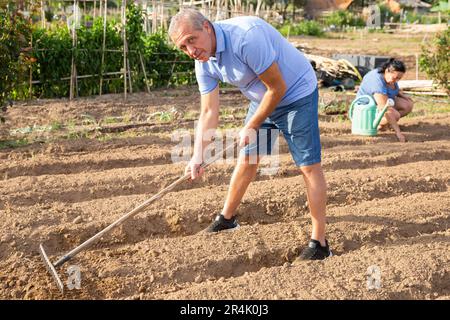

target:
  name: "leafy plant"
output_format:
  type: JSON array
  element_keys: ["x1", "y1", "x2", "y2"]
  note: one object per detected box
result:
[
  {"x1": 0, "y1": 7, "x2": 31, "y2": 105},
  {"x1": 3, "y1": 2, "x2": 196, "y2": 101},
  {"x1": 278, "y1": 20, "x2": 325, "y2": 37},
  {"x1": 419, "y1": 28, "x2": 450, "y2": 94},
  {"x1": 324, "y1": 10, "x2": 365, "y2": 29}
]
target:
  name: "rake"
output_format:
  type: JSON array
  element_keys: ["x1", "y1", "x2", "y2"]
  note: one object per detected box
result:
[{"x1": 40, "y1": 141, "x2": 238, "y2": 294}]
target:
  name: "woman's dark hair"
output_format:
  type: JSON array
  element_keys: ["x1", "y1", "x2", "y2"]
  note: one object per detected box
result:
[{"x1": 378, "y1": 58, "x2": 406, "y2": 73}]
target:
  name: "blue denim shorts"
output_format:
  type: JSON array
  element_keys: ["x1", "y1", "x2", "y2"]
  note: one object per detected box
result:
[{"x1": 242, "y1": 87, "x2": 321, "y2": 167}]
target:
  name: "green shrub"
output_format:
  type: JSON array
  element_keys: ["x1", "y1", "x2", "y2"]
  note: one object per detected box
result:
[
  {"x1": 324, "y1": 10, "x2": 366, "y2": 29},
  {"x1": 278, "y1": 20, "x2": 325, "y2": 37},
  {"x1": 0, "y1": 8, "x2": 31, "y2": 105},
  {"x1": 29, "y1": 2, "x2": 194, "y2": 98},
  {"x1": 378, "y1": 4, "x2": 401, "y2": 25},
  {"x1": 403, "y1": 11, "x2": 440, "y2": 24},
  {"x1": 2, "y1": 2, "x2": 196, "y2": 101},
  {"x1": 419, "y1": 28, "x2": 450, "y2": 94}
]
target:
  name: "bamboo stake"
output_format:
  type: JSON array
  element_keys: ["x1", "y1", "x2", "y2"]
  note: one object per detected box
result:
[
  {"x1": 122, "y1": 0, "x2": 127, "y2": 100},
  {"x1": 225, "y1": 0, "x2": 228, "y2": 18},
  {"x1": 41, "y1": 0, "x2": 45, "y2": 28},
  {"x1": 99, "y1": 0, "x2": 107, "y2": 95},
  {"x1": 152, "y1": 0, "x2": 156, "y2": 33},
  {"x1": 127, "y1": 50, "x2": 133, "y2": 93},
  {"x1": 74, "y1": 63, "x2": 78, "y2": 97},
  {"x1": 415, "y1": 53, "x2": 419, "y2": 80},
  {"x1": 161, "y1": 0, "x2": 166, "y2": 30},
  {"x1": 143, "y1": 1, "x2": 148, "y2": 33},
  {"x1": 29, "y1": 29, "x2": 33, "y2": 99},
  {"x1": 70, "y1": 0, "x2": 79, "y2": 100},
  {"x1": 167, "y1": 55, "x2": 178, "y2": 89},
  {"x1": 139, "y1": 51, "x2": 151, "y2": 93},
  {"x1": 94, "y1": 0, "x2": 97, "y2": 19}
]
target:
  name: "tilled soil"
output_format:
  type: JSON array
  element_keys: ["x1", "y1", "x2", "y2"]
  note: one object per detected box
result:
[{"x1": 0, "y1": 90, "x2": 449, "y2": 300}]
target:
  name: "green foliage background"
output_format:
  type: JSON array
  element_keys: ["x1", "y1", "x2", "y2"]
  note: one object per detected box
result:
[
  {"x1": 0, "y1": 8, "x2": 31, "y2": 106},
  {"x1": 1, "y1": 2, "x2": 195, "y2": 101},
  {"x1": 420, "y1": 28, "x2": 450, "y2": 94}
]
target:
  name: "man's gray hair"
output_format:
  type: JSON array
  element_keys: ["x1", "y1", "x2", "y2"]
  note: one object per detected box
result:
[{"x1": 168, "y1": 8, "x2": 210, "y2": 38}]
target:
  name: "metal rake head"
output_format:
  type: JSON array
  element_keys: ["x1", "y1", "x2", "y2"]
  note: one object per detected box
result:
[{"x1": 39, "y1": 244, "x2": 64, "y2": 294}]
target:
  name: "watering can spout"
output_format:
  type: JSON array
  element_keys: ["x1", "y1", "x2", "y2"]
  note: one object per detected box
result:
[{"x1": 373, "y1": 98, "x2": 395, "y2": 129}]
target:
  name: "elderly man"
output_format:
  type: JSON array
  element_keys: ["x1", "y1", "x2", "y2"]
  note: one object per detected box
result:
[{"x1": 169, "y1": 9, "x2": 332, "y2": 260}]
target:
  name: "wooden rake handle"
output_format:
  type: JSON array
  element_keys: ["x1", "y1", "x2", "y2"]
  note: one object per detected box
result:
[{"x1": 54, "y1": 140, "x2": 239, "y2": 267}]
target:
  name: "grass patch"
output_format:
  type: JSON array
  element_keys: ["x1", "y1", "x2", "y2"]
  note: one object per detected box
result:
[
  {"x1": 103, "y1": 116, "x2": 123, "y2": 124},
  {"x1": 182, "y1": 110, "x2": 199, "y2": 121},
  {"x1": 219, "y1": 122, "x2": 241, "y2": 130},
  {"x1": 0, "y1": 138, "x2": 30, "y2": 149},
  {"x1": 405, "y1": 96, "x2": 450, "y2": 118}
]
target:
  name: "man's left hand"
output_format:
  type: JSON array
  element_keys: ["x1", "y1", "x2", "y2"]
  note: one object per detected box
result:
[{"x1": 239, "y1": 126, "x2": 258, "y2": 148}]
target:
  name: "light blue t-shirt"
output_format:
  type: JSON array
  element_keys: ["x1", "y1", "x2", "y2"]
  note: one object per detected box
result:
[
  {"x1": 357, "y1": 69, "x2": 399, "y2": 99},
  {"x1": 195, "y1": 16, "x2": 317, "y2": 107}
]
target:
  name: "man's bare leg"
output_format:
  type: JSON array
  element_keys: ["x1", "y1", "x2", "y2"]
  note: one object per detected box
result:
[
  {"x1": 221, "y1": 155, "x2": 260, "y2": 219},
  {"x1": 300, "y1": 163, "x2": 327, "y2": 246}
]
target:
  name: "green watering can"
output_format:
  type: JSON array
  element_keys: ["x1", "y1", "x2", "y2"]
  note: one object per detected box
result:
[{"x1": 348, "y1": 95, "x2": 395, "y2": 136}]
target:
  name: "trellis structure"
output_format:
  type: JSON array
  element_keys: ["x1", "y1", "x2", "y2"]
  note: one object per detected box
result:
[{"x1": 16, "y1": 0, "x2": 295, "y2": 101}]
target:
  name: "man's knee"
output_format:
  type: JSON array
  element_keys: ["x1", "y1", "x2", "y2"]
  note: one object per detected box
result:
[
  {"x1": 299, "y1": 162, "x2": 322, "y2": 176},
  {"x1": 239, "y1": 155, "x2": 260, "y2": 168}
]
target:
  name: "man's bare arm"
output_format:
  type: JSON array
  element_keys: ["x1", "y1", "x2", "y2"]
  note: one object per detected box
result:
[
  {"x1": 240, "y1": 62, "x2": 286, "y2": 146},
  {"x1": 245, "y1": 62, "x2": 286, "y2": 130},
  {"x1": 186, "y1": 85, "x2": 220, "y2": 179}
]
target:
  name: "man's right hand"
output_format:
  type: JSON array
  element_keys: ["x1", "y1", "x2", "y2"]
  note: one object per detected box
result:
[{"x1": 185, "y1": 157, "x2": 204, "y2": 180}]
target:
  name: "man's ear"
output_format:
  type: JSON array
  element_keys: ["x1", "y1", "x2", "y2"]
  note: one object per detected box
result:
[{"x1": 204, "y1": 20, "x2": 212, "y2": 33}]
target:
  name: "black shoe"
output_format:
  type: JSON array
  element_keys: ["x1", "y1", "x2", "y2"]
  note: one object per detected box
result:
[
  {"x1": 204, "y1": 214, "x2": 240, "y2": 233},
  {"x1": 298, "y1": 239, "x2": 333, "y2": 261}
]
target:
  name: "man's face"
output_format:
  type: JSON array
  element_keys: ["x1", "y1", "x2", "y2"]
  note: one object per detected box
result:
[
  {"x1": 384, "y1": 69, "x2": 404, "y2": 84},
  {"x1": 172, "y1": 21, "x2": 214, "y2": 62}
]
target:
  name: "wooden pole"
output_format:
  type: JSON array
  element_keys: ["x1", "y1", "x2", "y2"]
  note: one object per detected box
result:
[
  {"x1": 127, "y1": 44, "x2": 132, "y2": 93},
  {"x1": 122, "y1": 0, "x2": 127, "y2": 100},
  {"x1": 152, "y1": 0, "x2": 156, "y2": 33},
  {"x1": 256, "y1": 0, "x2": 262, "y2": 17},
  {"x1": 70, "y1": 0, "x2": 79, "y2": 100},
  {"x1": 41, "y1": 0, "x2": 45, "y2": 28},
  {"x1": 99, "y1": 0, "x2": 107, "y2": 95},
  {"x1": 139, "y1": 51, "x2": 151, "y2": 93},
  {"x1": 94, "y1": 0, "x2": 97, "y2": 19},
  {"x1": 415, "y1": 53, "x2": 419, "y2": 80},
  {"x1": 161, "y1": 0, "x2": 166, "y2": 30},
  {"x1": 29, "y1": 26, "x2": 33, "y2": 99},
  {"x1": 143, "y1": 1, "x2": 148, "y2": 34},
  {"x1": 167, "y1": 55, "x2": 178, "y2": 88}
]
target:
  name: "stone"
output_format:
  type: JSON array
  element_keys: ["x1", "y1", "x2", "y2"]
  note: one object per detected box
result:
[{"x1": 72, "y1": 216, "x2": 83, "y2": 224}]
